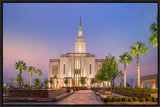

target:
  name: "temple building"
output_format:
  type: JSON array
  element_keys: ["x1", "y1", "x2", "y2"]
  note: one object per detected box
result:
[{"x1": 49, "y1": 13, "x2": 110, "y2": 88}]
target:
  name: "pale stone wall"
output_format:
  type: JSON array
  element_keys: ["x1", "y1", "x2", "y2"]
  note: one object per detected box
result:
[{"x1": 49, "y1": 59, "x2": 60, "y2": 78}]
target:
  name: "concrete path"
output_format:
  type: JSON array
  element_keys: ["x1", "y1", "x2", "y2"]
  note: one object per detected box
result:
[{"x1": 56, "y1": 90, "x2": 105, "y2": 104}]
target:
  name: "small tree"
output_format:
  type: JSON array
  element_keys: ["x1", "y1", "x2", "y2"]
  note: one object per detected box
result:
[
  {"x1": 3, "y1": 83, "x2": 7, "y2": 89},
  {"x1": 80, "y1": 77, "x2": 86, "y2": 87},
  {"x1": 49, "y1": 79, "x2": 53, "y2": 88},
  {"x1": 44, "y1": 78, "x2": 48, "y2": 88},
  {"x1": 64, "y1": 79, "x2": 68, "y2": 87},
  {"x1": 126, "y1": 82, "x2": 130, "y2": 88},
  {"x1": 91, "y1": 78, "x2": 96, "y2": 87},
  {"x1": 16, "y1": 74, "x2": 23, "y2": 88},
  {"x1": 34, "y1": 78, "x2": 41, "y2": 88}
]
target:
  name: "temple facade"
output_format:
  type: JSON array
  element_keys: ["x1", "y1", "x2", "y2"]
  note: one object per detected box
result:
[{"x1": 48, "y1": 13, "x2": 110, "y2": 88}]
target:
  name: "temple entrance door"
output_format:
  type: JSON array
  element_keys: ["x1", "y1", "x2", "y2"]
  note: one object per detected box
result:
[{"x1": 74, "y1": 70, "x2": 81, "y2": 87}]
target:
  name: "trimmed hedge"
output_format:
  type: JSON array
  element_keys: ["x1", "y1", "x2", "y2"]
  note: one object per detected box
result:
[
  {"x1": 103, "y1": 96, "x2": 157, "y2": 102},
  {"x1": 107, "y1": 87, "x2": 157, "y2": 94}
]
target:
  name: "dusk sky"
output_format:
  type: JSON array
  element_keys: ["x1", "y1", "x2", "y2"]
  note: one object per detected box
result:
[{"x1": 3, "y1": 3, "x2": 157, "y2": 86}]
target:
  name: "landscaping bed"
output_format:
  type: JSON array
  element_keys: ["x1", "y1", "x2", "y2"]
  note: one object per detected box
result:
[{"x1": 102, "y1": 96, "x2": 158, "y2": 105}]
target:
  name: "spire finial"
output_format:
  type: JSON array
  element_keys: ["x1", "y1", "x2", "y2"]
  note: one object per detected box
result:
[{"x1": 80, "y1": 12, "x2": 81, "y2": 26}]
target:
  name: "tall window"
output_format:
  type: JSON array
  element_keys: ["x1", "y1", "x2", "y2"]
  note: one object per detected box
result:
[
  {"x1": 90, "y1": 64, "x2": 91, "y2": 74},
  {"x1": 52, "y1": 65, "x2": 58, "y2": 75},
  {"x1": 63, "y1": 64, "x2": 65, "y2": 74}
]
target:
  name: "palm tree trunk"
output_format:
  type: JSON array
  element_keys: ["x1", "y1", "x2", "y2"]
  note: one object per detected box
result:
[
  {"x1": 30, "y1": 73, "x2": 32, "y2": 87},
  {"x1": 137, "y1": 54, "x2": 140, "y2": 88},
  {"x1": 124, "y1": 63, "x2": 126, "y2": 88}
]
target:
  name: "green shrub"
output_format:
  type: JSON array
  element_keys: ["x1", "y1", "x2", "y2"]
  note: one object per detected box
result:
[
  {"x1": 121, "y1": 97, "x2": 128, "y2": 102},
  {"x1": 139, "y1": 98, "x2": 145, "y2": 102},
  {"x1": 111, "y1": 97, "x2": 117, "y2": 102},
  {"x1": 104, "y1": 97, "x2": 111, "y2": 102},
  {"x1": 145, "y1": 97, "x2": 152, "y2": 102},
  {"x1": 151, "y1": 97, "x2": 157, "y2": 102},
  {"x1": 128, "y1": 97, "x2": 133, "y2": 102},
  {"x1": 116, "y1": 97, "x2": 122, "y2": 102},
  {"x1": 132, "y1": 97, "x2": 138, "y2": 101}
]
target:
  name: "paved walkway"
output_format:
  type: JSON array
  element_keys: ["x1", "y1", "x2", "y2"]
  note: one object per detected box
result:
[{"x1": 56, "y1": 90, "x2": 105, "y2": 104}]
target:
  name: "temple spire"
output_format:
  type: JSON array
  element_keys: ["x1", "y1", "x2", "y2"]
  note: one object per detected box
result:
[{"x1": 80, "y1": 12, "x2": 81, "y2": 27}]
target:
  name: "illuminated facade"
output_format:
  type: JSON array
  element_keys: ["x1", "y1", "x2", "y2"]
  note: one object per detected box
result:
[{"x1": 49, "y1": 13, "x2": 110, "y2": 88}]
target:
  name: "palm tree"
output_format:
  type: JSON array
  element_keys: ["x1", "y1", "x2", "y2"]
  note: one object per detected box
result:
[
  {"x1": 130, "y1": 42, "x2": 150, "y2": 88},
  {"x1": 27, "y1": 66, "x2": 35, "y2": 87},
  {"x1": 49, "y1": 79, "x2": 53, "y2": 89},
  {"x1": 119, "y1": 52, "x2": 133, "y2": 88},
  {"x1": 15, "y1": 60, "x2": 27, "y2": 88},
  {"x1": 148, "y1": 22, "x2": 158, "y2": 47},
  {"x1": 35, "y1": 69, "x2": 42, "y2": 80}
]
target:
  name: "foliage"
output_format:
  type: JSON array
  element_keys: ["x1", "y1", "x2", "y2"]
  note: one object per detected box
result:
[
  {"x1": 54, "y1": 75, "x2": 57, "y2": 78},
  {"x1": 110, "y1": 87, "x2": 157, "y2": 94},
  {"x1": 24, "y1": 84, "x2": 29, "y2": 88},
  {"x1": 119, "y1": 52, "x2": 133, "y2": 65},
  {"x1": 151, "y1": 97, "x2": 157, "y2": 102},
  {"x1": 128, "y1": 97, "x2": 133, "y2": 102},
  {"x1": 130, "y1": 42, "x2": 150, "y2": 57},
  {"x1": 35, "y1": 69, "x2": 42, "y2": 79},
  {"x1": 126, "y1": 82, "x2": 130, "y2": 88},
  {"x1": 9, "y1": 77, "x2": 15, "y2": 85},
  {"x1": 15, "y1": 61, "x2": 27, "y2": 75},
  {"x1": 27, "y1": 66, "x2": 35, "y2": 87},
  {"x1": 132, "y1": 97, "x2": 138, "y2": 101},
  {"x1": 80, "y1": 77, "x2": 86, "y2": 85},
  {"x1": 145, "y1": 84, "x2": 150, "y2": 89},
  {"x1": 111, "y1": 97, "x2": 117, "y2": 102},
  {"x1": 91, "y1": 78, "x2": 96, "y2": 84},
  {"x1": 16, "y1": 74, "x2": 23, "y2": 87},
  {"x1": 121, "y1": 97, "x2": 128, "y2": 102},
  {"x1": 34, "y1": 78, "x2": 41, "y2": 88},
  {"x1": 64, "y1": 79, "x2": 68, "y2": 85},
  {"x1": 148, "y1": 22, "x2": 158, "y2": 47},
  {"x1": 44, "y1": 78, "x2": 48, "y2": 87},
  {"x1": 104, "y1": 97, "x2": 111, "y2": 102},
  {"x1": 130, "y1": 42, "x2": 150, "y2": 88},
  {"x1": 3, "y1": 83, "x2": 7, "y2": 89},
  {"x1": 118, "y1": 82, "x2": 122, "y2": 88},
  {"x1": 15, "y1": 60, "x2": 27, "y2": 88},
  {"x1": 139, "y1": 98, "x2": 145, "y2": 102},
  {"x1": 145, "y1": 97, "x2": 152, "y2": 102}
]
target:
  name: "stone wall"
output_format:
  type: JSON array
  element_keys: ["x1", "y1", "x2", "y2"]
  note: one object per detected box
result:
[{"x1": 8, "y1": 89, "x2": 67, "y2": 98}]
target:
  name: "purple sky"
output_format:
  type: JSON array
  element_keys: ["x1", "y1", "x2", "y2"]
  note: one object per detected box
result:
[{"x1": 3, "y1": 3, "x2": 157, "y2": 87}]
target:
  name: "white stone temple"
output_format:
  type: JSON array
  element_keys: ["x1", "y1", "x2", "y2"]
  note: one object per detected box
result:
[{"x1": 49, "y1": 13, "x2": 110, "y2": 88}]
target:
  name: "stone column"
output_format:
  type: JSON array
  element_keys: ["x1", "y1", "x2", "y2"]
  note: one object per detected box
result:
[
  {"x1": 54, "y1": 79, "x2": 57, "y2": 89},
  {"x1": 151, "y1": 81, "x2": 156, "y2": 89},
  {"x1": 140, "y1": 81, "x2": 143, "y2": 88}
]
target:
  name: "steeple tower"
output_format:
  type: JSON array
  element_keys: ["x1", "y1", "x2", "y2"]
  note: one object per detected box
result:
[
  {"x1": 80, "y1": 12, "x2": 81, "y2": 26},
  {"x1": 75, "y1": 12, "x2": 86, "y2": 53}
]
